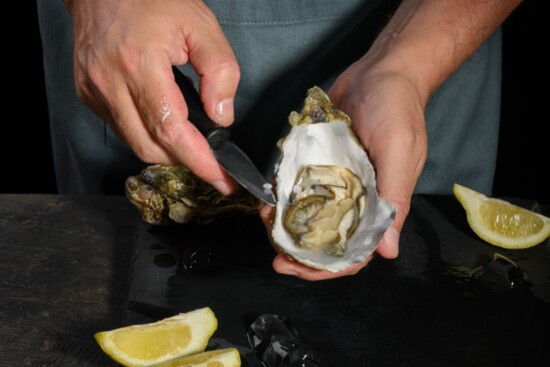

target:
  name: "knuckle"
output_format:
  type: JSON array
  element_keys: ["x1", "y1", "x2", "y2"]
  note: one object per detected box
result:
[
  {"x1": 86, "y1": 65, "x2": 110, "y2": 96},
  {"x1": 133, "y1": 145, "x2": 158, "y2": 164},
  {"x1": 86, "y1": 63, "x2": 103, "y2": 86},
  {"x1": 208, "y1": 53, "x2": 240, "y2": 83},
  {"x1": 116, "y1": 47, "x2": 142, "y2": 76},
  {"x1": 153, "y1": 121, "x2": 184, "y2": 148},
  {"x1": 74, "y1": 65, "x2": 99, "y2": 102},
  {"x1": 220, "y1": 56, "x2": 241, "y2": 80}
]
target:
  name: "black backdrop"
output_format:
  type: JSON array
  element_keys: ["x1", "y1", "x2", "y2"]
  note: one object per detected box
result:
[{"x1": 4, "y1": 2, "x2": 546, "y2": 204}]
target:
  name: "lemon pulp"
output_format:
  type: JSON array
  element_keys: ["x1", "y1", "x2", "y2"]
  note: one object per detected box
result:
[
  {"x1": 453, "y1": 183, "x2": 550, "y2": 249},
  {"x1": 478, "y1": 201, "x2": 545, "y2": 238},
  {"x1": 109, "y1": 324, "x2": 191, "y2": 359}
]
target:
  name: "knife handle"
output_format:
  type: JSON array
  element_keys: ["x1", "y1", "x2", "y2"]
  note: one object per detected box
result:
[{"x1": 172, "y1": 66, "x2": 228, "y2": 140}]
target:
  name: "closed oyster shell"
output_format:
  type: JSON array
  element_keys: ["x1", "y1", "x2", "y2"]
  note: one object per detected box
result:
[
  {"x1": 126, "y1": 165, "x2": 261, "y2": 225},
  {"x1": 271, "y1": 87, "x2": 396, "y2": 272}
]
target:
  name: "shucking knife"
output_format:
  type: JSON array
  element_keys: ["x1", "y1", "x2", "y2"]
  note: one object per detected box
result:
[{"x1": 172, "y1": 66, "x2": 276, "y2": 206}]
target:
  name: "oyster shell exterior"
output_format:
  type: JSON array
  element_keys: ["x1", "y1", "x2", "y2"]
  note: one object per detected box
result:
[
  {"x1": 126, "y1": 165, "x2": 261, "y2": 225},
  {"x1": 272, "y1": 87, "x2": 396, "y2": 272}
]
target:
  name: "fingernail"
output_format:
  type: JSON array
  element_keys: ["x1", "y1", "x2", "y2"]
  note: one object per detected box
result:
[
  {"x1": 212, "y1": 180, "x2": 231, "y2": 196},
  {"x1": 216, "y1": 98, "x2": 234, "y2": 125}
]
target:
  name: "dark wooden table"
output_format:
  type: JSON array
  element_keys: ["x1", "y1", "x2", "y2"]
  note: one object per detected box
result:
[
  {"x1": 1, "y1": 194, "x2": 549, "y2": 367},
  {"x1": 0, "y1": 195, "x2": 137, "y2": 366}
]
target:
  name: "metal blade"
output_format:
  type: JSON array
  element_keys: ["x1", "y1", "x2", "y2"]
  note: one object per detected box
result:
[{"x1": 210, "y1": 137, "x2": 276, "y2": 206}]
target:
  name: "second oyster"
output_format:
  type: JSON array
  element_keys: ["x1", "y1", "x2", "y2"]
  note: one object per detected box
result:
[{"x1": 126, "y1": 165, "x2": 261, "y2": 225}]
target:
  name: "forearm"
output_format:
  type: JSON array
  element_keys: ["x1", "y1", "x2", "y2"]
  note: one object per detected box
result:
[{"x1": 364, "y1": 0, "x2": 522, "y2": 105}]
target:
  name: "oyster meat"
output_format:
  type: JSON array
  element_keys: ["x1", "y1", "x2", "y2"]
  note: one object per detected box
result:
[
  {"x1": 126, "y1": 164, "x2": 262, "y2": 225},
  {"x1": 271, "y1": 87, "x2": 396, "y2": 272}
]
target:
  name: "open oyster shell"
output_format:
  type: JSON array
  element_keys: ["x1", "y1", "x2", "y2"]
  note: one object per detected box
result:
[{"x1": 271, "y1": 87, "x2": 396, "y2": 272}]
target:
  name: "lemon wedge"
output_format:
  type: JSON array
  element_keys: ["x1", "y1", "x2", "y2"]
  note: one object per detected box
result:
[
  {"x1": 151, "y1": 348, "x2": 241, "y2": 367},
  {"x1": 95, "y1": 307, "x2": 218, "y2": 367},
  {"x1": 453, "y1": 183, "x2": 550, "y2": 249}
]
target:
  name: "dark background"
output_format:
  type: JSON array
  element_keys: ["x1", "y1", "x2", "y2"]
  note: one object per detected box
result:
[{"x1": 4, "y1": 2, "x2": 546, "y2": 203}]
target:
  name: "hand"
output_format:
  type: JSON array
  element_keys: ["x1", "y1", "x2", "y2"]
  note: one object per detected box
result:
[
  {"x1": 66, "y1": 0, "x2": 240, "y2": 194},
  {"x1": 330, "y1": 62, "x2": 428, "y2": 265},
  {"x1": 261, "y1": 60, "x2": 428, "y2": 281}
]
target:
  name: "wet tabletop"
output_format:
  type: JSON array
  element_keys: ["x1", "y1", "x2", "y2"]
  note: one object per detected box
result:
[{"x1": 1, "y1": 194, "x2": 549, "y2": 366}]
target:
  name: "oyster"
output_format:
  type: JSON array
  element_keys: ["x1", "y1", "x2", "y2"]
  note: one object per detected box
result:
[
  {"x1": 271, "y1": 87, "x2": 396, "y2": 272},
  {"x1": 126, "y1": 164, "x2": 261, "y2": 225}
]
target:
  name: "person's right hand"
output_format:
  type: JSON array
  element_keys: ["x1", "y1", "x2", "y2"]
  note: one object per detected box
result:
[{"x1": 66, "y1": 0, "x2": 240, "y2": 195}]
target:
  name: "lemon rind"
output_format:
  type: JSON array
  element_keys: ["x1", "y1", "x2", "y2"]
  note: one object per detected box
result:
[
  {"x1": 95, "y1": 307, "x2": 218, "y2": 367},
  {"x1": 151, "y1": 347, "x2": 241, "y2": 367}
]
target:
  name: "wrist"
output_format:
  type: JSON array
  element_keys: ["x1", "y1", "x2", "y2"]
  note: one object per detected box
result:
[
  {"x1": 359, "y1": 0, "x2": 521, "y2": 108},
  {"x1": 359, "y1": 47, "x2": 434, "y2": 109},
  {"x1": 358, "y1": 7, "x2": 451, "y2": 107}
]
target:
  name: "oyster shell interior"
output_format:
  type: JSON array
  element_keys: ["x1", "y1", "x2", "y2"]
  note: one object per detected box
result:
[
  {"x1": 271, "y1": 87, "x2": 396, "y2": 272},
  {"x1": 284, "y1": 165, "x2": 365, "y2": 256}
]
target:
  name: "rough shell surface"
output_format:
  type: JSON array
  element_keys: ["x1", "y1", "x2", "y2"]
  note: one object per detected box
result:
[{"x1": 126, "y1": 165, "x2": 261, "y2": 225}]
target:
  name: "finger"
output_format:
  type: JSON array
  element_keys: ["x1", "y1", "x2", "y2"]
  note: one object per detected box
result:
[
  {"x1": 370, "y1": 129, "x2": 426, "y2": 259},
  {"x1": 259, "y1": 204, "x2": 274, "y2": 229},
  {"x1": 126, "y1": 61, "x2": 236, "y2": 195},
  {"x1": 187, "y1": 16, "x2": 240, "y2": 126},
  {"x1": 273, "y1": 254, "x2": 372, "y2": 281},
  {"x1": 122, "y1": 89, "x2": 178, "y2": 164},
  {"x1": 376, "y1": 227, "x2": 400, "y2": 259}
]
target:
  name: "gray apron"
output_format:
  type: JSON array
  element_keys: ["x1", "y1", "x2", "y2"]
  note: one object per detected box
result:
[{"x1": 38, "y1": 0, "x2": 501, "y2": 196}]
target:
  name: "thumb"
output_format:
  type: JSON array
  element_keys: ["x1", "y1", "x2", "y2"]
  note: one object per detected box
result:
[
  {"x1": 187, "y1": 23, "x2": 240, "y2": 126},
  {"x1": 371, "y1": 134, "x2": 424, "y2": 260}
]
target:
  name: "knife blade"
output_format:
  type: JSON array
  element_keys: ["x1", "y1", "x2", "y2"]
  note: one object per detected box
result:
[{"x1": 172, "y1": 66, "x2": 276, "y2": 206}]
